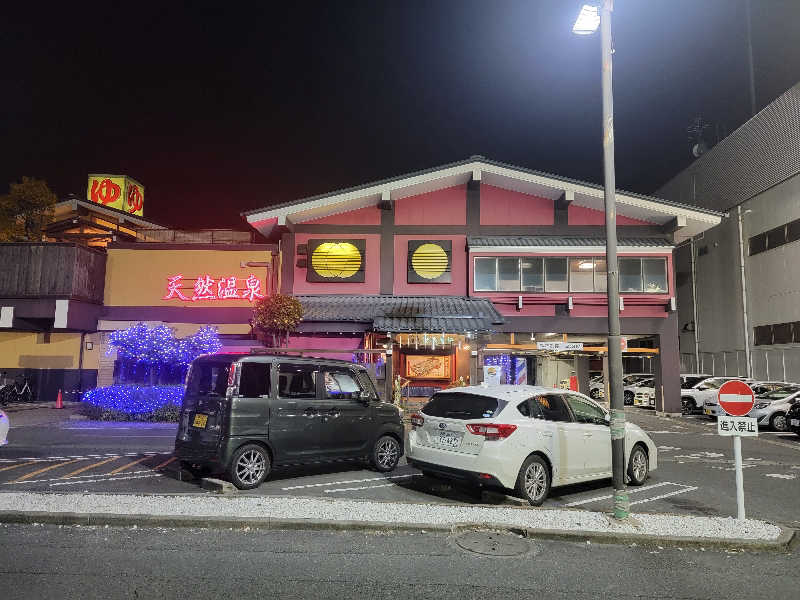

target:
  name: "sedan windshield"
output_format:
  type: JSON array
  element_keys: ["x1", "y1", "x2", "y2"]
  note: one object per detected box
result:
[
  {"x1": 682, "y1": 376, "x2": 708, "y2": 389},
  {"x1": 761, "y1": 388, "x2": 800, "y2": 401}
]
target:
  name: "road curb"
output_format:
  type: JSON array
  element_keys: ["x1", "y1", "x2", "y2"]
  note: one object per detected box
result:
[{"x1": 0, "y1": 510, "x2": 793, "y2": 552}]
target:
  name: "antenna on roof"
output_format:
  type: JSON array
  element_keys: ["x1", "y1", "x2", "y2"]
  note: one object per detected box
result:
[{"x1": 687, "y1": 116, "x2": 711, "y2": 158}]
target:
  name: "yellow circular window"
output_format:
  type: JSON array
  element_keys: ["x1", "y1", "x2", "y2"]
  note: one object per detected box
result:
[
  {"x1": 311, "y1": 242, "x2": 362, "y2": 278},
  {"x1": 411, "y1": 243, "x2": 448, "y2": 279}
]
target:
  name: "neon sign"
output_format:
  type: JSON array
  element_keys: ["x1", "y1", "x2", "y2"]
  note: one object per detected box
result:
[{"x1": 163, "y1": 274, "x2": 266, "y2": 302}]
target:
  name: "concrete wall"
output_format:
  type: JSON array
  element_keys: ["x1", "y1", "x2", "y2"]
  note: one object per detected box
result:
[{"x1": 674, "y1": 172, "x2": 800, "y2": 380}]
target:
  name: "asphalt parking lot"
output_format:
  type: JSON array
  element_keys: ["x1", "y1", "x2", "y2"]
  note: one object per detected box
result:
[{"x1": 1, "y1": 408, "x2": 798, "y2": 527}]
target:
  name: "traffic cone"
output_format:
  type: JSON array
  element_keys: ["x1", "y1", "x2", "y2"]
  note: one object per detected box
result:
[{"x1": 53, "y1": 389, "x2": 63, "y2": 409}]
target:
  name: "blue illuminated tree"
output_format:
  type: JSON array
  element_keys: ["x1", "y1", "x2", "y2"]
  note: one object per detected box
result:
[{"x1": 108, "y1": 323, "x2": 221, "y2": 385}]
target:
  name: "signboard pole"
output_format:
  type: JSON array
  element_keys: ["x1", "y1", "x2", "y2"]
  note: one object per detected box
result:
[
  {"x1": 716, "y1": 380, "x2": 756, "y2": 521},
  {"x1": 733, "y1": 435, "x2": 745, "y2": 520}
]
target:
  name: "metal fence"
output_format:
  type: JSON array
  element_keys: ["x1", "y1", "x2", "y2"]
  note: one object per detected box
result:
[{"x1": 680, "y1": 347, "x2": 800, "y2": 383}]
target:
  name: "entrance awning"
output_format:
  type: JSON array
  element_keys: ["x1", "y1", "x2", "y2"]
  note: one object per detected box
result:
[{"x1": 296, "y1": 295, "x2": 504, "y2": 333}]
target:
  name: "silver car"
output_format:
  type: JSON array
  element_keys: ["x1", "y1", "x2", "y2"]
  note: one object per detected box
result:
[{"x1": 748, "y1": 385, "x2": 800, "y2": 431}]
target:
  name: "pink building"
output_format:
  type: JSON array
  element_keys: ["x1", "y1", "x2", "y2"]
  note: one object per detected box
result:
[{"x1": 244, "y1": 157, "x2": 721, "y2": 413}]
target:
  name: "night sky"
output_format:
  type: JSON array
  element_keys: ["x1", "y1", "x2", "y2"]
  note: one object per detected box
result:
[{"x1": 2, "y1": 1, "x2": 799, "y2": 229}]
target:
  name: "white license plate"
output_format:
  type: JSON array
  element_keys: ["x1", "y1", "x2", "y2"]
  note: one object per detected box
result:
[
  {"x1": 436, "y1": 431, "x2": 463, "y2": 449},
  {"x1": 791, "y1": 419, "x2": 800, "y2": 427}
]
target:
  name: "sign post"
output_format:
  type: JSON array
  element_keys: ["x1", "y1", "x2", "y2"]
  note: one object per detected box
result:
[{"x1": 716, "y1": 380, "x2": 756, "y2": 520}]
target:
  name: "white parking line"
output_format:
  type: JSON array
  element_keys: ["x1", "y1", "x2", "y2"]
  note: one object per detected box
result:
[
  {"x1": 563, "y1": 482, "x2": 678, "y2": 507},
  {"x1": 281, "y1": 473, "x2": 421, "y2": 491},
  {"x1": 324, "y1": 483, "x2": 397, "y2": 493},
  {"x1": 628, "y1": 485, "x2": 698, "y2": 505},
  {"x1": 49, "y1": 473, "x2": 162, "y2": 487}
]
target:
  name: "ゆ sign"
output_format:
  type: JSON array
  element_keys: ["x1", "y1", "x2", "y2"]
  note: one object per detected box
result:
[{"x1": 87, "y1": 174, "x2": 145, "y2": 216}]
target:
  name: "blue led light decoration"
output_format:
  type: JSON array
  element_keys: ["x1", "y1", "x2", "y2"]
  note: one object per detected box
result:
[
  {"x1": 107, "y1": 323, "x2": 221, "y2": 386},
  {"x1": 82, "y1": 385, "x2": 185, "y2": 416}
]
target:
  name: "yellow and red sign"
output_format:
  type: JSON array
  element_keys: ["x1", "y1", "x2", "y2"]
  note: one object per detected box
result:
[{"x1": 87, "y1": 174, "x2": 145, "y2": 216}]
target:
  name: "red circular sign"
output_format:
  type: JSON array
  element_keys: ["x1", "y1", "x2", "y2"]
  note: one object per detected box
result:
[{"x1": 717, "y1": 380, "x2": 755, "y2": 416}]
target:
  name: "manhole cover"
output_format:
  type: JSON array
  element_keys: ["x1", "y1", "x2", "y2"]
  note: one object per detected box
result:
[{"x1": 455, "y1": 531, "x2": 531, "y2": 556}]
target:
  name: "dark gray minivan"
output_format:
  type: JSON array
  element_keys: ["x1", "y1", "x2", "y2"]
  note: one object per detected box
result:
[{"x1": 174, "y1": 353, "x2": 404, "y2": 489}]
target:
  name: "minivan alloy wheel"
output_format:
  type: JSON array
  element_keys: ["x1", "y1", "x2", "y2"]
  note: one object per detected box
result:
[
  {"x1": 376, "y1": 439, "x2": 399, "y2": 469},
  {"x1": 235, "y1": 449, "x2": 266, "y2": 486},
  {"x1": 371, "y1": 435, "x2": 401, "y2": 472}
]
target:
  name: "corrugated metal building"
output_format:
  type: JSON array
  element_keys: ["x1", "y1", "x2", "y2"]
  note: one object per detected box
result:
[{"x1": 656, "y1": 82, "x2": 800, "y2": 381}]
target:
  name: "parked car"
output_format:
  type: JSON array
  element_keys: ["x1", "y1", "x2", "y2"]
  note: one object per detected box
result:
[
  {"x1": 701, "y1": 378, "x2": 766, "y2": 418},
  {"x1": 747, "y1": 385, "x2": 800, "y2": 431},
  {"x1": 590, "y1": 374, "x2": 651, "y2": 404},
  {"x1": 679, "y1": 374, "x2": 712, "y2": 414},
  {"x1": 406, "y1": 385, "x2": 657, "y2": 505},
  {"x1": 0, "y1": 408, "x2": 8, "y2": 445},
  {"x1": 786, "y1": 401, "x2": 800, "y2": 437},
  {"x1": 589, "y1": 377, "x2": 605, "y2": 400},
  {"x1": 633, "y1": 384, "x2": 656, "y2": 408},
  {"x1": 174, "y1": 353, "x2": 404, "y2": 489}
]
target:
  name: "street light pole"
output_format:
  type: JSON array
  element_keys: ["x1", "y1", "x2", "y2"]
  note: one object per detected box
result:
[
  {"x1": 574, "y1": 0, "x2": 628, "y2": 519},
  {"x1": 598, "y1": 0, "x2": 629, "y2": 521}
]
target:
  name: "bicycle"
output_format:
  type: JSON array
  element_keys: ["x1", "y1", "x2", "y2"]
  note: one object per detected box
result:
[{"x1": 0, "y1": 374, "x2": 34, "y2": 405}]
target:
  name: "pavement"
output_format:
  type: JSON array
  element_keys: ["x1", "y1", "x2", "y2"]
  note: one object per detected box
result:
[
  {"x1": 1, "y1": 524, "x2": 799, "y2": 600},
  {"x1": 1, "y1": 403, "x2": 798, "y2": 550}
]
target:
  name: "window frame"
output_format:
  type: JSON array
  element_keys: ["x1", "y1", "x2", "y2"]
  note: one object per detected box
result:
[
  {"x1": 238, "y1": 362, "x2": 272, "y2": 398},
  {"x1": 563, "y1": 393, "x2": 608, "y2": 425},
  {"x1": 277, "y1": 363, "x2": 319, "y2": 399},
  {"x1": 322, "y1": 368, "x2": 365, "y2": 401},
  {"x1": 472, "y1": 255, "x2": 668, "y2": 294},
  {"x1": 530, "y1": 393, "x2": 573, "y2": 423}
]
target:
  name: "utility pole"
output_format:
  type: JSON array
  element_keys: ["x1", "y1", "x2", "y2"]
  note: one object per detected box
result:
[{"x1": 745, "y1": 0, "x2": 756, "y2": 116}]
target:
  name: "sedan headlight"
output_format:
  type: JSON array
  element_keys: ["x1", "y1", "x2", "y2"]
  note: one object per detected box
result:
[{"x1": 754, "y1": 402, "x2": 770, "y2": 409}]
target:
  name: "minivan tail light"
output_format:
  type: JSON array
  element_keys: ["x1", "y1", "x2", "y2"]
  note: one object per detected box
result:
[
  {"x1": 410, "y1": 413, "x2": 424, "y2": 429},
  {"x1": 466, "y1": 423, "x2": 517, "y2": 440}
]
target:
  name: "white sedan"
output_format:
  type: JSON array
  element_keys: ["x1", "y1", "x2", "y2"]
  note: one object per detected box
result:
[
  {"x1": 0, "y1": 408, "x2": 8, "y2": 445},
  {"x1": 406, "y1": 385, "x2": 657, "y2": 506}
]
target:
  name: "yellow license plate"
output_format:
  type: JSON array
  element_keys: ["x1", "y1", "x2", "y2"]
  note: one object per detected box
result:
[{"x1": 192, "y1": 414, "x2": 208, "y2": 428}]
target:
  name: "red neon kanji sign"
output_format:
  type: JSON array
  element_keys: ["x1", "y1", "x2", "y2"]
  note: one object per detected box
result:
[{"x1": 163, "y1": 274, "x2": 266, "y2": 303}]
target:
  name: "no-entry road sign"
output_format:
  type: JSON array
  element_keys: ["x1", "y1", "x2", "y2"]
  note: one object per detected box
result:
[{"x1": 718, "y1": 380, "x2": 755, "y2": 417}]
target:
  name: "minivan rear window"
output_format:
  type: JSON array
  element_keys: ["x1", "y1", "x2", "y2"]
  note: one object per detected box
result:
[
  {"x1": 421, "y1": 392, "x2": 508, "y2": 420},
  {"x1": 186, "y1": 361, "x2": 231, "y2": 397}
]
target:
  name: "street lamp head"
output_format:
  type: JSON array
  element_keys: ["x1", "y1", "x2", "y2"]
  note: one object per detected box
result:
[{"x1": 572, "y1": 4, "x2": 600, "y2": 35}]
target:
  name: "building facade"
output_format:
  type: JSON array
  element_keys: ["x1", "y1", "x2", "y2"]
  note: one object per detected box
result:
[
  {"x1": 657, "y1": 83, "x2": 800, "y2": 381},
  {"x1": 245, "y1": 157, "x2": 721, "y2": 412},
  {"x1": 1, "y1": 157, "x2": 723, "y2": 411}
]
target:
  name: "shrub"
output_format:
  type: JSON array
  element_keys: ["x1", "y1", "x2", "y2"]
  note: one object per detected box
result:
[{"x1": 80, "y1": 385, "x2": 185, "y2": 422}]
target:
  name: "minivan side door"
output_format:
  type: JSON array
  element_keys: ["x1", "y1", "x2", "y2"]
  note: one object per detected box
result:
[
  {"x1": 229, "y1": 362, "x2": 271, "y2": 439},
  {"x1": 320, "y1": 368, "x2": 374, "y2": 457},
  {"x1": 270, "y1": 362, "x2": 326, "y2": 462}
]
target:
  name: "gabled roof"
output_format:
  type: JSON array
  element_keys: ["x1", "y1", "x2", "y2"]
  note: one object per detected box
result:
[
  {"x1": 243, "y1": 156, "x2": 723, "y2": 242},
  {"x1": 53, "y1": 198, "x2": 167, "y2": 229},
  {"x1": 297, "y1": 295, "x2": 504, "y2": 332}
]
